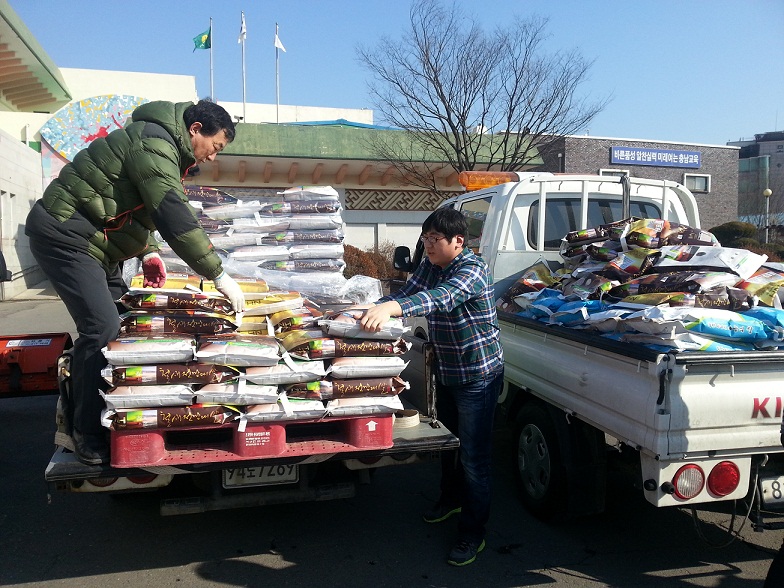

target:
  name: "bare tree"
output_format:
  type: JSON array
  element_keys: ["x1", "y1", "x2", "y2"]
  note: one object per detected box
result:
[{"x1": 357, "y1": 0, "x2": 610, "y2": 189}]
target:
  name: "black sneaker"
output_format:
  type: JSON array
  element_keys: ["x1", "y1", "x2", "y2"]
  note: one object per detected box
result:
[
  {"x1": 447, "y1": 539, "x2": 486, "y2": 566},
  {"x1": 72, "y1": 428, "x2": 110, "y2": 466},
  {"x1": 422, "y1": 501, "x2": 462, "y2": 523}
]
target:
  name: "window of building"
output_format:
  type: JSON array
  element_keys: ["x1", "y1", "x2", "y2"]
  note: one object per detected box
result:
[
  {"x1": 683, "y1": 173, "x2": 711, "y2": 193},
  {"x1": 599, "y1": 168, "x2": 629, "y2": 177}
]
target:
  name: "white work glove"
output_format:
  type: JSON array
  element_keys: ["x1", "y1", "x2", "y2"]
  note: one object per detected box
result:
[
  {"x1": 141, "y1": 252, "x2": 167, "y2": 288},
  {"x1": 213, "y1": 271, "x2": 246, "y2": 313}
]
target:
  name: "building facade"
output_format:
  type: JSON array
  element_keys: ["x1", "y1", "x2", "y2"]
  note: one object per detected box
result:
[{"x1": 536, "y1": 135, "x2": 740, "y2": 231}]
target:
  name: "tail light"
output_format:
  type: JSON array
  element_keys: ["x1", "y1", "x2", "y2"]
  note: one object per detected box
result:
[
  {"x1": 672, "y1": 464, "x2": 705, "y2": 499},
  {"x1": 86, "y1": 477, "x2": 119, "y2": 488},
  {"x1": 127, "y1": 474, "x2": 158, "y2": 485},
  {"x1": 707, "y1": 461, "x2": 740, "y2": 497}
]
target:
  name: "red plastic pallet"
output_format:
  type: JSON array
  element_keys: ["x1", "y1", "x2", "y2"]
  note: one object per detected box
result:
[{"x1": 110, "y1": 415, "x2": 394, "y2": 468}]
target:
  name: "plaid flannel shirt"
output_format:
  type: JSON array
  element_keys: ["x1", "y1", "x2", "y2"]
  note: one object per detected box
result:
[{"x1": 378, "y1": 248, "x2": 503, "y2": 385}]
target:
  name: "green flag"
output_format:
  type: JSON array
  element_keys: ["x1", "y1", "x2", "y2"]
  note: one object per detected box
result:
[{"x1": 193, "y1": 27, "x2": 211, "y2": 51}]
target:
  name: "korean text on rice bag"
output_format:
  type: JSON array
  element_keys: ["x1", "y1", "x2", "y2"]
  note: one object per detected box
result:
[
  {"x1": 119, "y1": 310, "x2": 238, "y2": 336},
  {"x1": 103, "y1": 362, "x2": 239, "y2": 386}
]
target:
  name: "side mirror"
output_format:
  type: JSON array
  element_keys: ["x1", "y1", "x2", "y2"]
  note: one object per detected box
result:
[{"x1": 393, "y1": 246, "x2": 413, "y2": 273}]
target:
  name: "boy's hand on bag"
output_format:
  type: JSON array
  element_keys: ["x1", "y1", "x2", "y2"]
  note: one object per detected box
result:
[
  {"x1": 359, "y1": 301, "x2": 401, "y2": 332},
  {"x1": 141, "y1": 252, "x2": 167, "y2": 288}
]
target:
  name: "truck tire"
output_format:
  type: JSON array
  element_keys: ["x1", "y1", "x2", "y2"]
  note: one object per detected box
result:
[{"x1": 514, "y1": 403, "x2": 567, "y2": 520}]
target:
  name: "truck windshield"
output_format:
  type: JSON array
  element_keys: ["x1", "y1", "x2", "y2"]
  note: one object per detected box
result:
[{"x1": 527, "y1": 197, "x2": 662, "y2": 249}]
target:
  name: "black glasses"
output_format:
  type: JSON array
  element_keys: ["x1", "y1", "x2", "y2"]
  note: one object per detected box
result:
[{"x1": 420, "y1": 235, "x2": 447, "y2": 245}]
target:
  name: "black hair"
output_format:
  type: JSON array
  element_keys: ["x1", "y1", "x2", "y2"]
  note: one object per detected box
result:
[
  {"x1": 183, "y1": 99, "x2": 236, "y2": 142},
  {"x1": 421, "y1": 207, "x2": 467, "y2": 240}
]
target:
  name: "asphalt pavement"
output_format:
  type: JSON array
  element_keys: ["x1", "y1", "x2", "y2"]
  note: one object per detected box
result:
[{"x1": 0, "y1": 287, "x2": 782, "y2": 587}]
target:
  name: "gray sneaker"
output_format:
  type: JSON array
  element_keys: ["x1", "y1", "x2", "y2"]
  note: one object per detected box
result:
[
  {"x1": 447, "y1": 539, "x2": 486, "y2": 566},
  {"x1": 422, "y1": 501, "x2": 461, "y2": 523}
]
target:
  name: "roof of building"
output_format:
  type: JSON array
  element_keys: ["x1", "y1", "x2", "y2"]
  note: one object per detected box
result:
[{"x1": 0, "y1": 0, "x2": 71, "y2": 112}]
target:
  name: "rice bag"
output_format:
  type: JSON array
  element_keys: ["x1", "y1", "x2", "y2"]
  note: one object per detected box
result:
[
  {"x1": 608, "y1": 272, "x2": 740, "y2": 298},
  {"x1": 258, "y1": 200, "x2": 342, "y2": 215},
  {"x1": 245, "y1": 360, "x2": 328, "y2": 384},
  {"x1": 495, "y1": 261, "x2": 560, "y2": 312},
  {"x1": 735, "y1": 266, "x2": 784, "y2": 307},
  {"x1": 581, "y1": 308, "x2": 635, "y2": 332},
  {"x1": 259, "y1": 259, "x2": 346, "y2": 273},
  {"x1": 600, "y1": 248, "x2": 661, "y2": 280},
  {"x1": 268, "y1": 307, "x2": 323, "y2": 332},
  {"x1": 328, "y1": 356, "x2": 409, "y2": 379},
  {"x1": 228, "y1": 245, "x2": 292, "y2": 261},
  {"x1": 107, "y1": 404, "x2": 239, "y2": 430},
  {"x1": 278, "y1": 185, "x2": 340, "y2": 201},
  {"x1": 130, "y1": 272, "x2": 202, "y2": 290},
  {"x1": 120, "y1": 310, "x2": 238, "y2": 336},
  {"x1": 120, "y1": 289, "x2": 233, "y2": 314},
  {"x1": 264, "y1": 229, "x2": 343, "y2": 244},
  {"x1": 196, "y1": 334, "x2": 281, "y2": 366},
  {"x1": 244, "y1": 292, "x2": 304, "y2": 316},
  {"x1": 653, "y1": 245, "x2": 766, "y2": 281},
  {"x1": 549, "y1": 300, "x2": 609, "y2": 327},
  {"x1": 319, "y1": 309, "x2": 409, "y2": 340},
  {"x1": 284, "y1": 376, "x2": 409, "y2": 400},
  {"x1": 561, "y1": 273, "x2": 620, "y2": 300},
  {"x1": 195, "y1": 381, "x2": 280, "y2": 405},
  {"x1": 202, "y1": 201, "x2": 265, "y2": 220},
  {"x1": 102, "y1": 336, "x2": 196, "y2": 365},
  {"x1": 286, "y1": 214, "x2": 344, "y2": 230},
  {"x1": 203, "y1": 277, "x2": 270, "y2": 294},
  {"x1": 621, "y1": 332, "x2": 756, "y2": 352},
  {"x1": 100, "y1": 385, "x2": 195, "y2": 410},
  {"x1": 278, "y1": 329, "x2": 411, "y2": 360},
  {"x1": 185, "y1": 185, "x2": 238, "y2": 206},
  {"x1": 325, "y1": 396, "x2": 405, "y2": 417},
  {"x1": 243, "y1": 398, "x2": 327, "y2": 422},
  {"x1": 564, "y1": 219, "x2": 634, "y2": 246},
  {"x1": 289, "y1": 243, "x2": 345, "y2": 260},
  {"x1": 103, "y1": 362, "x2": 238, "y2": 386},
  {"x1": 623, "y1": 306, "x2": 769, "y2": 342},
  {"x1": 620, "y1": 219, "x2": 718, "y2": 249}
]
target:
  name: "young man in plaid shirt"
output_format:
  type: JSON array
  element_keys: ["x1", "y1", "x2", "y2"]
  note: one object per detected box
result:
[{"x1": 359, "y1": 207, "x2": 504, "y2": 566}]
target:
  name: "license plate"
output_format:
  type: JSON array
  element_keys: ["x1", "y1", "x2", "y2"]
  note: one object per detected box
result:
[
  {"x1": 222, "y1": 465, "x2": 299, "y2": 488},
  {"x1": 759, "y1": 475, "x2": 784, "y2": 507}
]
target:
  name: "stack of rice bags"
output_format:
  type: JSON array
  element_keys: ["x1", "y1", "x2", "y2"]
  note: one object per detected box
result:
[
  {"x1": 498, "y1": 217, "x2": 784, "y2": 353},
  {"x1": 274, "y1": 308, "x2": 413, "y2": 419},
  {"x1": 173, "y1": 185, "x2": 347, "y2": 298},
  {"x1": 100, "y1": 288, "x2": 252, "y2": 431}
]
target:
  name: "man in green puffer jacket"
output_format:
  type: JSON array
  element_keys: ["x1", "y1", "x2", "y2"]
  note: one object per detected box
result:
[{"x1": 25, "y1": 99, "x2": 245, "y2": 465}]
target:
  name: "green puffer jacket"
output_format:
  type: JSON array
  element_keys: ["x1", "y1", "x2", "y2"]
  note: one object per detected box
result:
[{"x1": 39, "y1": 100, "x2": 223, "y2": 279}]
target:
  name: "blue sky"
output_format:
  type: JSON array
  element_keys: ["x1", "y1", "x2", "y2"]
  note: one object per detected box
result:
[{"x1": 11, "y1": 0, "x2": 784, "y2": 146}]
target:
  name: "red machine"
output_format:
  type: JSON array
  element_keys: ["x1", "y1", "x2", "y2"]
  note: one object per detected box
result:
[{"x1": 0, "y1": 333, "x2": 72, "y2": 396}]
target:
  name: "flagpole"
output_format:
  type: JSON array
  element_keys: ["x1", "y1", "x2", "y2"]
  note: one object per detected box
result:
[
  {"x1": 240, "y1": 11, "x2": 247, "y2": 120},
  {"x1": 275, "y1": 23, "x2": 280, "y2": 124},
  {"x1": 209, "y1": 17, "x2": 214, "y2": 100}
]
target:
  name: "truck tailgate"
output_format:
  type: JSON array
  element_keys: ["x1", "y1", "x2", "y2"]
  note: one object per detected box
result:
[{"x1": 499, "y1": 312, "x2": 784, "y2": 461}]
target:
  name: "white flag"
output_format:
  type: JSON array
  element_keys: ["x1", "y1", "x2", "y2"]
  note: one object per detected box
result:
[
  {"x1": 274, "y1": 33, "x2": 286, "y2": 52},
  {"x1": 238, "y1": 12, "x2": 247, "y2": 43}
]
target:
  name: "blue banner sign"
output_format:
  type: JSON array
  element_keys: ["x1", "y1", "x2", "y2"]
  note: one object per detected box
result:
[{"x1": 610, "y1": 146, "x2": 701, "y2": 168}]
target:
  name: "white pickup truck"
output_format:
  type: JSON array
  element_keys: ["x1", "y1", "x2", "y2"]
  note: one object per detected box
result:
[{"x1": 394, "y1": 171, "x2": 784, "y2": 528}]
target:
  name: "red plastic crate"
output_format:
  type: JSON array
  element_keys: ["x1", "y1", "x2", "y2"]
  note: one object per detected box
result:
[
  {"x1": 0, "y1": 333, "x2": 72, "y2": 396},
  {"x1": 110, "y1": 414, "x2": 394, "y2": 468}
]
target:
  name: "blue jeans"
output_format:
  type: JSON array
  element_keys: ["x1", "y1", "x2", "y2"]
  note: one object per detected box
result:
[{"x1": 435, "y1": 368, "x2": 504, "y2": 544}]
